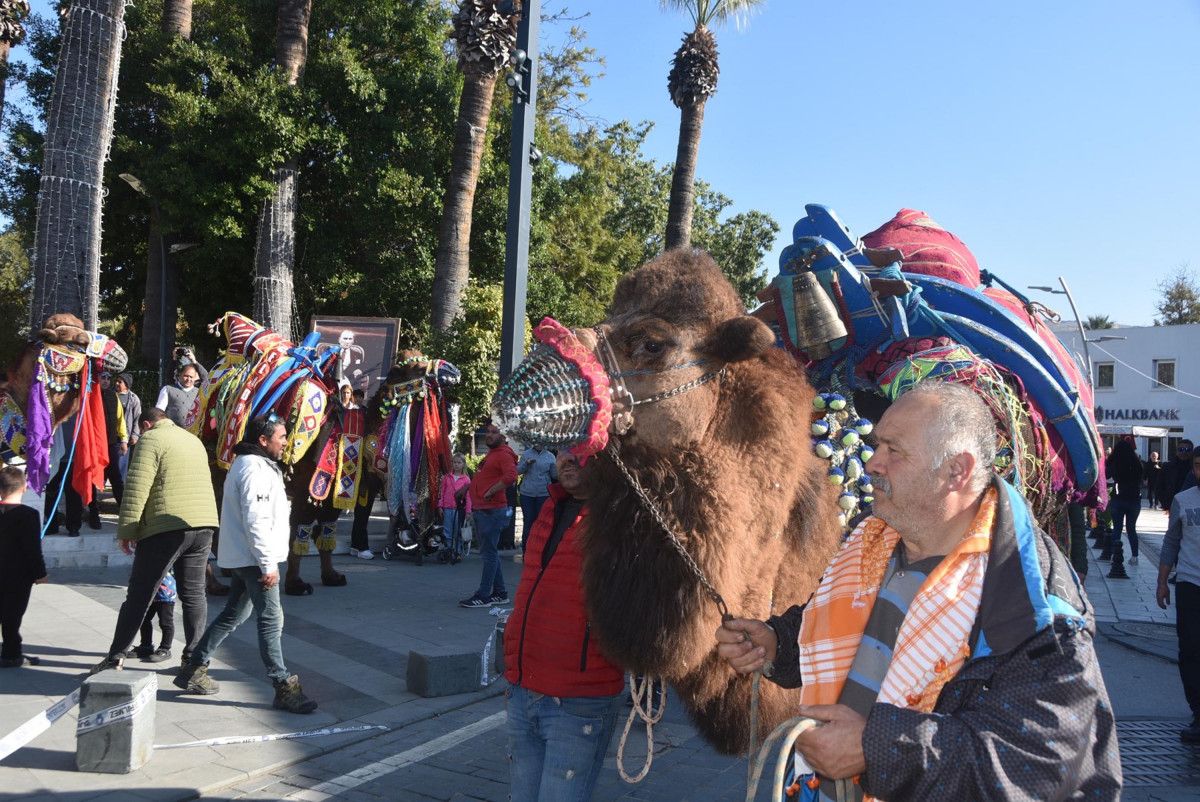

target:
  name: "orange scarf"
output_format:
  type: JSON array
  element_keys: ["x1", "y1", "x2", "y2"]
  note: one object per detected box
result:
[{"x1": 798, "y1": 487, "x2": 997, "y2": 711}]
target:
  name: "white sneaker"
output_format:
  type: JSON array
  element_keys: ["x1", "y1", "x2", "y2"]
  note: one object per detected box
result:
[{"x1": 351, "y1": 548, "x2": 375, "y2": 560}]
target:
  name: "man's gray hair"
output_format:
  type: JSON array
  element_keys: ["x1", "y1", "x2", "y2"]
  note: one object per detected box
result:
[{"x1": 906, "y1": 381, "x2": 997, "y2": 491}]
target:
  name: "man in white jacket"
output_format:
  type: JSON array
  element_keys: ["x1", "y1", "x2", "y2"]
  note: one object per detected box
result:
[{"x1": 174, "y1": 417, "x2": 317, "y2": 714}]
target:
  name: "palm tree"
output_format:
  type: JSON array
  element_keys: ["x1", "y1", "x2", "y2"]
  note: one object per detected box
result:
[
  {"x1": 29, "y1": 0, "x2": 130, "y2": 328},
  {"x1": 661, "y1": 0, "x2": 763, "y2": 250},
  {"x1": 430, "y1": 0, "x2": 520, "y2": 333},
  {"x1": 140, "y1": 0, "x2": 192, "y2": 372},
  {"x1": 1084, "y1": 315, "x2": 1114, "y2": 330},
  {"x1": 0, "y1": 1, "x2": 32, "y2": 130},
  {"x1": 252, "y1": 0, "x2": 312, "y2": 339}
]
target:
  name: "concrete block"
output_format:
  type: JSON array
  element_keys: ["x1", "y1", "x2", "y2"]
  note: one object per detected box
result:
[
  {"x1": 406, "y1": 649, "x2": 482, "y2": 698},
  {"x1": 76, "y1": 669, "x2": 157, "y2": 774}
]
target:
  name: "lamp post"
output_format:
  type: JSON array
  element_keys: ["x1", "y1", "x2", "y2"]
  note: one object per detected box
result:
[
  {"x1": 119, "y1": 173, "x2": 196, "y2": 387},
  {"x1": 498, "y1": 0, "x2": 540, "y2": 381},
  {"x1": 1029, "y1": 277, "x2": 1092, "y2": 388}
]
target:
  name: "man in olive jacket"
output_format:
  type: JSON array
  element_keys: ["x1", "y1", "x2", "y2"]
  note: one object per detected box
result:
[{"x1": 90, "y1": 408, "x2": 219, "y2": 673}]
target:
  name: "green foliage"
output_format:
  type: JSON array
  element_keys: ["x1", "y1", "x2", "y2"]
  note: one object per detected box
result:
[
  {"x1": 1083, "y1": 315, "x2": 1113, "y2": 330},
  {"x1": 1154, "y1": 266, "x2": 1200, "y2": 326},
  {"x1": 1, "y1": 2, "x2": 778, "y2": 437},
  {"x1": 0, "y1": 227, "x2": 30, "y2": 370}
]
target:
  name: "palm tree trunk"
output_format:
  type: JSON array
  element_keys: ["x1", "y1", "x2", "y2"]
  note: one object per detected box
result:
[
  {"x1": 29, "y1": 0, "x2": 129, "y2": 330},
  {"x1": 0, "y1": 42, "x2": 10, "y2": 129},
  {"x1": 140, "y1": 0, "x2": 192, "y2": 370},
  {"x1": 665, "y1": 99, "x2": 705, "y2": 250},
  {"x1": 252, "y1": 0, "x2": 312, "y2": 339},
  {"x1": 430, "y1": 71, "x2": 500, "y2": 332}
]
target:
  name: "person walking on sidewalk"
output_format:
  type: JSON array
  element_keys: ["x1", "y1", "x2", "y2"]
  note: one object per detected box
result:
[
  {"x1": 1147, "y1": 451, "x2": 1163, "y2": 509},
  {"x1": 1, "y1": 467, "x2": 48, "y2": 668},
  {"x1": 90, "y1": 409, "x2": 218, "y2": 674},
  {"x1": 1160, "y1": 439, "x2": 1195, "y2": 512},
  {"x1": 516, "y1": 445, "x2": 556, "y2": 557},
  {"x1": 504, "y1": 450, "x2": 625, "y2": 800},
  {"x1": 1105, "y1": 438, "x2": 1143, "y2": 565},
  {"x1": 175, "y1": 417, "x2": 317, "y2": 714},
  {"x1": 1158, "y1": 449, "x2": 1200, "y2": 743},
  {"x1": 459, "y1": 422, "x2": 517, "y2": 608}
]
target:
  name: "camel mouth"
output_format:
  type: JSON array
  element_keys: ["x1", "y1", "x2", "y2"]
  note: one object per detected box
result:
[{"x1": 491, "y1": 317, "x2": 613, "y2": 460}]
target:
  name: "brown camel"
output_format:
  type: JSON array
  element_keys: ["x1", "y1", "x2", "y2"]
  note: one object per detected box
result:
[{"x1": 565, "y1": 249, "x2": 843, "y2": 755}]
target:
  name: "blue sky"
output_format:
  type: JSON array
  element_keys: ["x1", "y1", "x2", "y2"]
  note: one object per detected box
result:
[{"x1": 10, "y1": 0, "x2": 1200, "y2": 326}]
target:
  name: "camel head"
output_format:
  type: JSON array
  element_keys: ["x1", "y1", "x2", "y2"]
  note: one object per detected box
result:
[
  {"x1": 1, "y1": 313, "x2": 129, "y2": 435},
  {"x1": 492, "y1": 250, "x2": 842, "y2": 754}
]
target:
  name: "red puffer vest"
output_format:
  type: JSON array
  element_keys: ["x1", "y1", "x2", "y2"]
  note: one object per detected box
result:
[{"x1": 503, "y1": 485, "x2": 625, "y2": 697}]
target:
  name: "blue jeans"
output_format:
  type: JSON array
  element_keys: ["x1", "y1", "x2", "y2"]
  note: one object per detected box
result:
[
  {"x1": 474, "y1": 508, "x2": 509, "y2": 600},
  {"x1": 442, "y1": 507, "x2": 466, "y2": 556},
  {"x1": 519, "y1": 494, "x2": 548, "y2": 554},
  {"x1": 506, "y1": 684, "x2": 622, "y2": 801},
  {"x1": 191, "y1": 565, "x2": 288, "y2": 683},
  {"x1": 1109, "y1": 497, "x2": 1141, "y2": 558}
]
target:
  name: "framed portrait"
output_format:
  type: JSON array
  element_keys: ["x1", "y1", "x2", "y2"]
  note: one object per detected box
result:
[{"x1": 310, "y1": 316, "x2": 401, "y2": 399}]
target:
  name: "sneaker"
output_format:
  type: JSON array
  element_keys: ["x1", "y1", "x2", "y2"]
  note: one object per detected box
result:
[
  {"x1": 67, "y1": 530, "x2": 80, "y2": 538},
  {"x1": 173, "y1": 663, "x2": 220, "y2": 695},
  {"x1": 459, "y1": 595, "x2": 491, "y2": 608},
  {"x1": 350, "y1": 548, "x2": 375, "y2": 560},
  {"x1": 88, "y1": 511, "x2": 102, "y2": 530},
  {"x1": 143, "y1": 648, "x2": 172, "y2": 664},
  {"x1": 0, "y1": 654, "x2": 40, "y2": 668},
  {"x1": 273, "y1": 675, "x2": 318, "y2": 714},
  {"x1": 88, "y1": 655, "x2": 124, "y2": 676},
  {"x1": 1129, "y1": 555, "x2": 1139, "y2": 565},
  {"x1": 1182, "y1": 720, "x2": 1200, "y2": 744},
  {"x1": 488, "y1": 592, "x2": 509, "y2": 606}
]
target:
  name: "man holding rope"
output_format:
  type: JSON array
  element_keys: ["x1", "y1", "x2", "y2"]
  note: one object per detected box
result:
[{"x1": 716, "y1": 382, "x2": 1121, "y2": 800}]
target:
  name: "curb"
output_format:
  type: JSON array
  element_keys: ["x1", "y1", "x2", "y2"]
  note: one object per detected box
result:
[{"x1": 1099, "y1": 623, "x2": 1177, "y2": 664}]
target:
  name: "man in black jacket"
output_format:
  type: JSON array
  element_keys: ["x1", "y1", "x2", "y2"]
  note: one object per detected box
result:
[
  {"x1": 716, "y1": 383, "x2": 1120, "y2": 800},
  {"x1": 1160, "y1": 439, "x2": 1195, "y2": 512}
]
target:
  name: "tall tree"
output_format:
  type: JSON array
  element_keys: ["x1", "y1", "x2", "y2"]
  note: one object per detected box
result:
[
  {"x1": 661, "y1": 0, "x2": 762, "y2": 249},
  {"x1": 429, "y1": 0, "x2": 519, "y2": 332},
  {"x1": 0, "y1": 0, "x2": 31, "y2": 127},
  {"x1": 1083, "y1": 314, "x2": 1113, "y2": 330},
  {"x1": 1155, "y1": 265, "x2": 1200, "y2": 326},
  {"x1": 140, "y1": 0, "x2": 193, "y2": 376},
  {"x1": 29, "y1": 0, "x2": 130, "y2": 328},
  {"x1": 252, "y1": 0, "x2": 312, "y2": 339}
]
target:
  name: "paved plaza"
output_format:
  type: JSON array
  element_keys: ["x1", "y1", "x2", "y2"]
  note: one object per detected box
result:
[{"x1": 1, "y1": 502, "x2": 1198, "y2": 800}]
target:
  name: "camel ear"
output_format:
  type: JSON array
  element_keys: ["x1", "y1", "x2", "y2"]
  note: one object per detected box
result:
[{"x1": 702, "y1": 315, "x2": 776, "y2": 363}]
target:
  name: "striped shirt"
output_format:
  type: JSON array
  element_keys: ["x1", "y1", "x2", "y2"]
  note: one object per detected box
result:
[{"x1": 818, "y1": 542, "x2": 944, "y2": 802}]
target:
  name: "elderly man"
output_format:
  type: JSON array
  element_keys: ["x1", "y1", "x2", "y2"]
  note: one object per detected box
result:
[
  {"x1": 155, "y1": 349, "x2": 209, "y2": 428},
  {"x1": 717, "y1": 382, "x2": 1120, "y2": 800}
]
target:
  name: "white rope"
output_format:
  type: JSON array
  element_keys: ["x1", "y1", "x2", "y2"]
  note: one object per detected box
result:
[
  {"x1": 1089, "y1": 342, "x2": 1200, "y2": 402},
  {"x1": 744, "y1": 716, "x2": 854, "y2": 802},
  {"x1": 616, "y1": 673, "x2": 667, "y2": 784}
]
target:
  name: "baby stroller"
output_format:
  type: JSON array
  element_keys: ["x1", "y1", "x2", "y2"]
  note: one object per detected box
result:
[{"x1": 381, "y1": 502, "x2": 444, "y2": 566}]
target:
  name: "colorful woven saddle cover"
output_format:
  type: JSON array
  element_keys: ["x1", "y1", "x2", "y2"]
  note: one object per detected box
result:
[
  {"x1": 200, "y1": 312, "x2": 339, "y2": 470},
  {"x1": 760, "y1": 204, "x2": 1104, "y2": 511}
]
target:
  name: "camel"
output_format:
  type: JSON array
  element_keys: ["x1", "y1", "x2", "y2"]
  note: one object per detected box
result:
[{"x1": 494, "y1": 249, "x2": 844, "y2": 755}]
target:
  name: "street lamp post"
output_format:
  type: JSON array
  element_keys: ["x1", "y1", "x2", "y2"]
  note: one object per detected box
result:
[
  {"x1": 498, "y1": 0, "x2": 540, "y2": 382},
  {"x1": 1030, "y1": 276, "x2": 1092, "y2": 387}
]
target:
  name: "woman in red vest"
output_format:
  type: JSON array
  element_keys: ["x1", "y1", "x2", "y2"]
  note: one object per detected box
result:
[{"x1": 503, "y1": 451, "x2": 625, "y2": 800}]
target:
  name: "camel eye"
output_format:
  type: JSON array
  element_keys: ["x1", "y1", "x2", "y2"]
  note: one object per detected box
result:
[{"x1": 643, "y1": 341, "x2": 664, "y2": 355}]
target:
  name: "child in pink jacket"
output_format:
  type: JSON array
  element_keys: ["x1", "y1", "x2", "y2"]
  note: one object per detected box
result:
[{"x1": 440, "y1": 455, "x2": 472, "y2": 560}]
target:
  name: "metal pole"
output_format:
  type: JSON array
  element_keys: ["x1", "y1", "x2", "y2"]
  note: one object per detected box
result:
[
  {"x1": 156, "y1": 204, "x2": 169, "y2": 389},
  {"x1": 1057, "y1": 276, "x2": 1092, "y2": 389},
  {"x1": 499, "y1": 0, "x2": 539, "y2": 381}
]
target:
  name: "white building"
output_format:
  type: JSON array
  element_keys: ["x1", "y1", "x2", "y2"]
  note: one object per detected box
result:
[{"x1": 1054, "y1": 321, "x2": 1200, "y2": 459}]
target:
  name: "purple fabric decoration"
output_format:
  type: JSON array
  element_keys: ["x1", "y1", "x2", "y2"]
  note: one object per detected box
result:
[{"x1": 25, "y1": 370, "x2": 54, "y2": 493}]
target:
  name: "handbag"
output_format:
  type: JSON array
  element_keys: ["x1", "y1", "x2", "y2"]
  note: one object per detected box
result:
[{"x1": 460, "y1": 517, "x2": 474, "y2": 545}]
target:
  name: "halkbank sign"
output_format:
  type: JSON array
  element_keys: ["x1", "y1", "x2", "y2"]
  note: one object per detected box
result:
[{"x1": 1094, "y1": 406, "x2": 1180, "y2": 422}]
